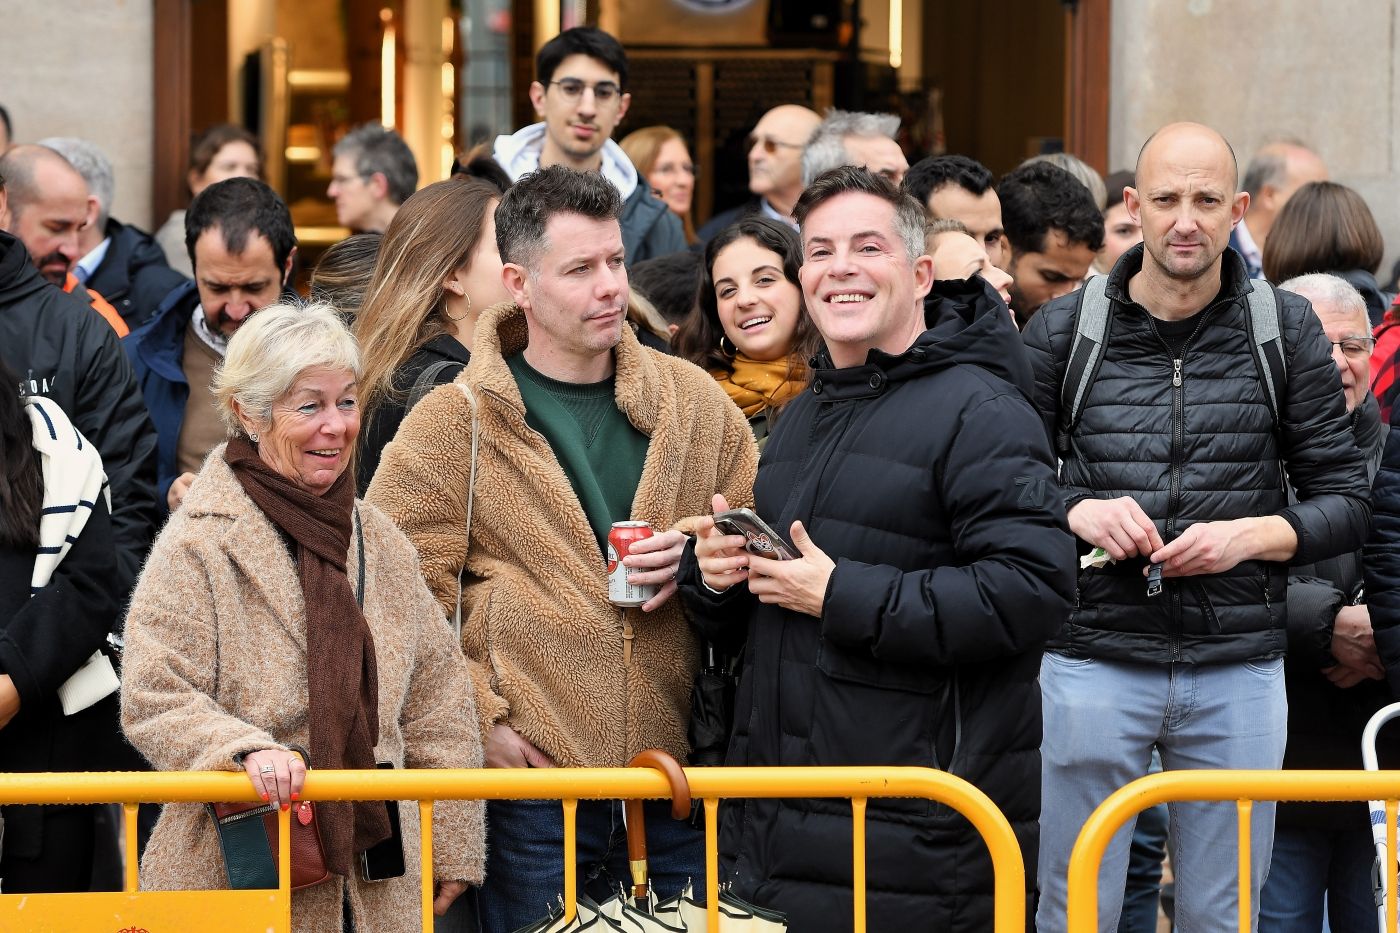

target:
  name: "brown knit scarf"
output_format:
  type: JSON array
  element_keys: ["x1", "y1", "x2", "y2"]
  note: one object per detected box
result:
[{"x1": 225, "y1": 434, "x2": 390, "y2": 877}]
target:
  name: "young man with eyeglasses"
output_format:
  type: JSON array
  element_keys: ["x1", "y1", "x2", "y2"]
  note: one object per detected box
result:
[
  {"x1": 492, "y1": 26, "x2": 685, "y2": 267},
  {"x1": 696, "y1": 104, "x2": 821, "y2": 244}
]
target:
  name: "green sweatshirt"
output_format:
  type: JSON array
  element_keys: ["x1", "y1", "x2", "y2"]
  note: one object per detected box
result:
[{"x1": 507, "y1": 353, "x2": 650, "y2": 552}]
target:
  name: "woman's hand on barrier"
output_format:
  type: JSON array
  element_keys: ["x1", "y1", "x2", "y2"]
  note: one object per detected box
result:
[
  {"x1": 484, "y1": 723, "x2": 556, "y2": 769},
  {"x1": 434, "y1": 879, "x2": 469, "y2": 916},
  {"x1": 695, "y1": 494, "x2": 750, "y2": 593},
  {"x1": 0, "y1": 674, "x2": 19, "y2": 729},
  {"x1": 242, "y1": 747, "x2": 307, "y2": 809}
]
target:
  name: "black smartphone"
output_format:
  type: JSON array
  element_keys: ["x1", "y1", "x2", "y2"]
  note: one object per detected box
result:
[
  {"x1": 360, "y1": 763, "x2": 406, "y2": 882},
  {"x1": 713, "y1": 508, "x2": 797, "y2": 560}
]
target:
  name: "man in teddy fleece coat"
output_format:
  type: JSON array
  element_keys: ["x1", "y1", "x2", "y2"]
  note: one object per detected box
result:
[{"x1": 367, "y1": 165, "x2": 757, "y2": 933}]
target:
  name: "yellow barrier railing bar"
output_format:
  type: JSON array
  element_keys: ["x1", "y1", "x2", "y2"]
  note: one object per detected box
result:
[
  {"x1": 1235, "y1": 800, "x2": 1250, "y2": 933},
  {"x1": 1067, "y1": 770, "x2": 1400, "y2": 932},
  {"x1": 0, "y1": 766, "x2": 1023, "y2": 933},
  {"x1": 1390, "y1": 799, "x2": 1398, "y2": 933},
  {"x1": 852, "y1": 797, "x2": 868, "y2": 932},
  {"x1": 122, "y1": 802, "x2": 139, "y2": 892},
  {"x1": 704, "y1": 796, "x2": 720, "y2": 932},
  {"x1": 278, "y1": 802, "x2": 291, "y2": 923},
  {"x1": 420, "y1": 800, "x2": 435, "y2": 931},
  {"x1": 563, "y1": 797, "x2": 578, "y2": 922}
]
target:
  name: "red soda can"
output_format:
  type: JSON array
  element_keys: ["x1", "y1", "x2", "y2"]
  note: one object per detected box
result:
[{"x1": 608, "y1": 521, "x2": 657, "y2": 607}]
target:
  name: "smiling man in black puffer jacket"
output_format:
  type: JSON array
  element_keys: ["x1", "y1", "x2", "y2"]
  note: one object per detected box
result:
[
  {"x1": 1023, "y1": 123, "x2": 1371, "y2": 933},
  {"x1": 680, "y1": 166, "x2": 1077, "y2": 931}
]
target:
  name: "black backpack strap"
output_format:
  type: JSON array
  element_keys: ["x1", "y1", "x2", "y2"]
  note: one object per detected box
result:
[
  {"x1": 1244, "y1": 280, "x2": 1286, "y2": 428},
  {"x1": 406, "y1": 360, "x2": 461, "y2": 414},
  {"x1": 1056, "y1": 275, "x2": 1114, "y2": 455}
]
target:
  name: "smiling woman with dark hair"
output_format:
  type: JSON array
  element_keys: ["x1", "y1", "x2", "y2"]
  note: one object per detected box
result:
[{"x1": 673, "y1": 216, "x2": 820, "y2": 446}]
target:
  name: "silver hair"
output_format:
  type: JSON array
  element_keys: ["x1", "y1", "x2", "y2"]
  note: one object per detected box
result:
[
  {"x1": 801, "y1": 109, "x2": 901, "y2": 187},
  {"x1": 212, "y1": 301, "x2": 361, "y2": 434},
  {"x1": 1021, "y1": 153, "x2": 1107, "y2": 211},
  {"x1": 37, "y1": 137, "x2": 114, "y2": 225},
  {"x1": 1278, "y1": 273, "x2": 1369, "y2": 329},
  {"x1": 333, "y1": 123, "x2": 419, "y2": 206}
]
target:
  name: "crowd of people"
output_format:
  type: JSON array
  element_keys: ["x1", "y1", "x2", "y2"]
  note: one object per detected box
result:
[{"x1": 2, "y1": 20, "x2": 1400, "y2": 933}]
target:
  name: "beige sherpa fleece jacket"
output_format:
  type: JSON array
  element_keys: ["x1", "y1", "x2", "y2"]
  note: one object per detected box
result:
[
  {"x1": 121, "y1": 450, "x2": 485, "y2": 933},
  {"x1": 367, "y1": 302, "x2": 758, "y2": 768}
]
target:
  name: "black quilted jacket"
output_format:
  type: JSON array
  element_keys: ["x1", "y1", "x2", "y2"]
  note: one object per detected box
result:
[
  {"x1": 680, "y1": 276, "x2": 1076, "y2": 932},
  {"x1": 1023, "y1": 245, "x2": 1371, "y2": 663}
]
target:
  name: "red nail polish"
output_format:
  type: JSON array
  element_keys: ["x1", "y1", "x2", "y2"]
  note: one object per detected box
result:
[
  {"x1": 261, "y1": 792, "x2": 269, "y2": 801},
  {"x1": 290, "y1": 792, "x2": 299, "y2": 801},
  {"x1": 281, "y1": 802, "x2": 289, "y2": 812}
]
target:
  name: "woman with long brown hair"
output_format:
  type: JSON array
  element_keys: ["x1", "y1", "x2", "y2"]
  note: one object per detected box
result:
[
  {"x1": 673, "y1": 215, "x2": 818, "y2": 446},
  {"x1": 619, "y1": 125, "x2": 698, "y2": 245},
  {"x1": 352, "y1": 176, "x2": 508, "y2": 491}
]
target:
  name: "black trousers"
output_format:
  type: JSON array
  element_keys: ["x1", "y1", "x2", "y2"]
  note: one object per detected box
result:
[{"x1": 1, "y1": 804, "x2": 98, "y2": 893}]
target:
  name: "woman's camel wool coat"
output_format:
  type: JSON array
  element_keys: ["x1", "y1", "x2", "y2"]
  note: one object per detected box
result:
[{"x1": 121, "y1": 450, "x2": 485, "y2": 933}]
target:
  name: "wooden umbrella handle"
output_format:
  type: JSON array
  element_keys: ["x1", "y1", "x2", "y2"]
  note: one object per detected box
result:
[{"x1": 625, "y1": 749, "x2": 693, "y2": 905}]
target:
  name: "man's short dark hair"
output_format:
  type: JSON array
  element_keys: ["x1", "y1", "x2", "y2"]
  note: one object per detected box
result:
[
  {"x1": 536, "y1": 26, "x2": 628, "y2": 89},
  {"x1": 902, "y1": 154, "x2": 995, "y2": 209},
  {"x1": 333, "y1": 124, "x2": 418, "y2": 206},
  {"x1": 795, "y1": 165, "x2": 927, "y2": 262},
  {"x1": 495, "y1": 165, "x2": 622, "y2": 272},
  {"x1": 998, "y1": 162, "x2": 1105, "y2": 257},
  {"x1": 185, "y1": 177, "x2": 296, "y2": 272},
  {"x1": 630, "y1": 251, "x2": 702, "y2": 326}
]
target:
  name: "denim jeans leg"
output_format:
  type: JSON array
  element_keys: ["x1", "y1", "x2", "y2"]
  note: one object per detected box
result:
[
  {"x1": 1037, "y1": 654, "x2": 1167, "y2": 933},
  {"x1": 1119, "y1": 750, "x2": 1168, "y2": 933},
  {"x1": 1326, "y1": 820, "x2": 1383, "y2": 933},
  {"x1": 1258, "y1": 826, "x2": 1329, "y2": 931},
  {"x1": 1161, "y1": 659, "x2": 1287, "y2": 933},
  {"x1": 476, "y1": 798, "x2": 614, "y2": 933}
]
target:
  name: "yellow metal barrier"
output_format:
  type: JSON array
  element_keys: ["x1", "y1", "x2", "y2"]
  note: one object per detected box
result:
[
  {"x1": 0, "y1": 765, "x2": 1025, "y2": 932},
  {"x1": 1065, "y1": 769, "x2": 1400, "y2": 932}
]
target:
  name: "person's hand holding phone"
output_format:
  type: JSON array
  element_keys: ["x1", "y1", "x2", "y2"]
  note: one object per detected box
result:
[
  {"x1": 695, "y1": 494, "x2": 751, "y2": 592},
  {"x1": 746, "y1": 521, "x2": 835, "y2": 618}
]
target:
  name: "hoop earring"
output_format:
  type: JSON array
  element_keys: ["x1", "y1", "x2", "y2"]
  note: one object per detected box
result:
[
  {"x1": 719, "y1": 334, "x2": 737, "y2": 356},
  {"x1": 445, "y1": 293, "x2": 473, "y2": 323}
]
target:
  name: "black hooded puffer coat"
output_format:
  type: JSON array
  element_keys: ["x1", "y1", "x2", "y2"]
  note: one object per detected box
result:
[{"x1": 680, "y1": 276, "x2": 1076, "y2": 932}]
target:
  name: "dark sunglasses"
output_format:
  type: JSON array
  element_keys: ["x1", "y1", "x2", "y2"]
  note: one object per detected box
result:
[{"x1": 747, "y1": 134, "x2": 804, "y2": 155}]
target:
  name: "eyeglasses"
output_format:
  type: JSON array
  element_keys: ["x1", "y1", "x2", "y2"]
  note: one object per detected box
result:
[
  {"x1": 330, "y1": 173, "x2": 368, "y2": 187},
  {"x1": 549, "y1": 79, "x2": 622, "y2": 102},
  {"x1": 1330, "y1": 337, "x2": 1376, "y2": 359},
  {"x1": 747, "y1": 134, "x2": 805, "y2": 155}
]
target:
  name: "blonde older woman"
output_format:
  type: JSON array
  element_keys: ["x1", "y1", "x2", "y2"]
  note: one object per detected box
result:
[{"x1": 121, "y1": 303, "x2": 484, "y2": 932}]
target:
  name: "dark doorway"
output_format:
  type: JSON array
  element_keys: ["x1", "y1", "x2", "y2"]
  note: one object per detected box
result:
[{"x1": 921, "y1": 0, "x2": 1068, "y2": 177}]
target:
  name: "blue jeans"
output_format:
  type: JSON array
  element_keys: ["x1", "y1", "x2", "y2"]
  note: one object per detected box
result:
[
  {"x1": 1118, "y1": 750, "x2": 1168, "y2": 933},
  {"x1": 1258, "y1": 822, "x2": 1376, "y2": 933},
  {"x1": 475, "y1": 798, "x2": 706, "y2": 933},
  {"x1": 1036, "y1": 654, "x2": 1288, "y2": 933}
]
